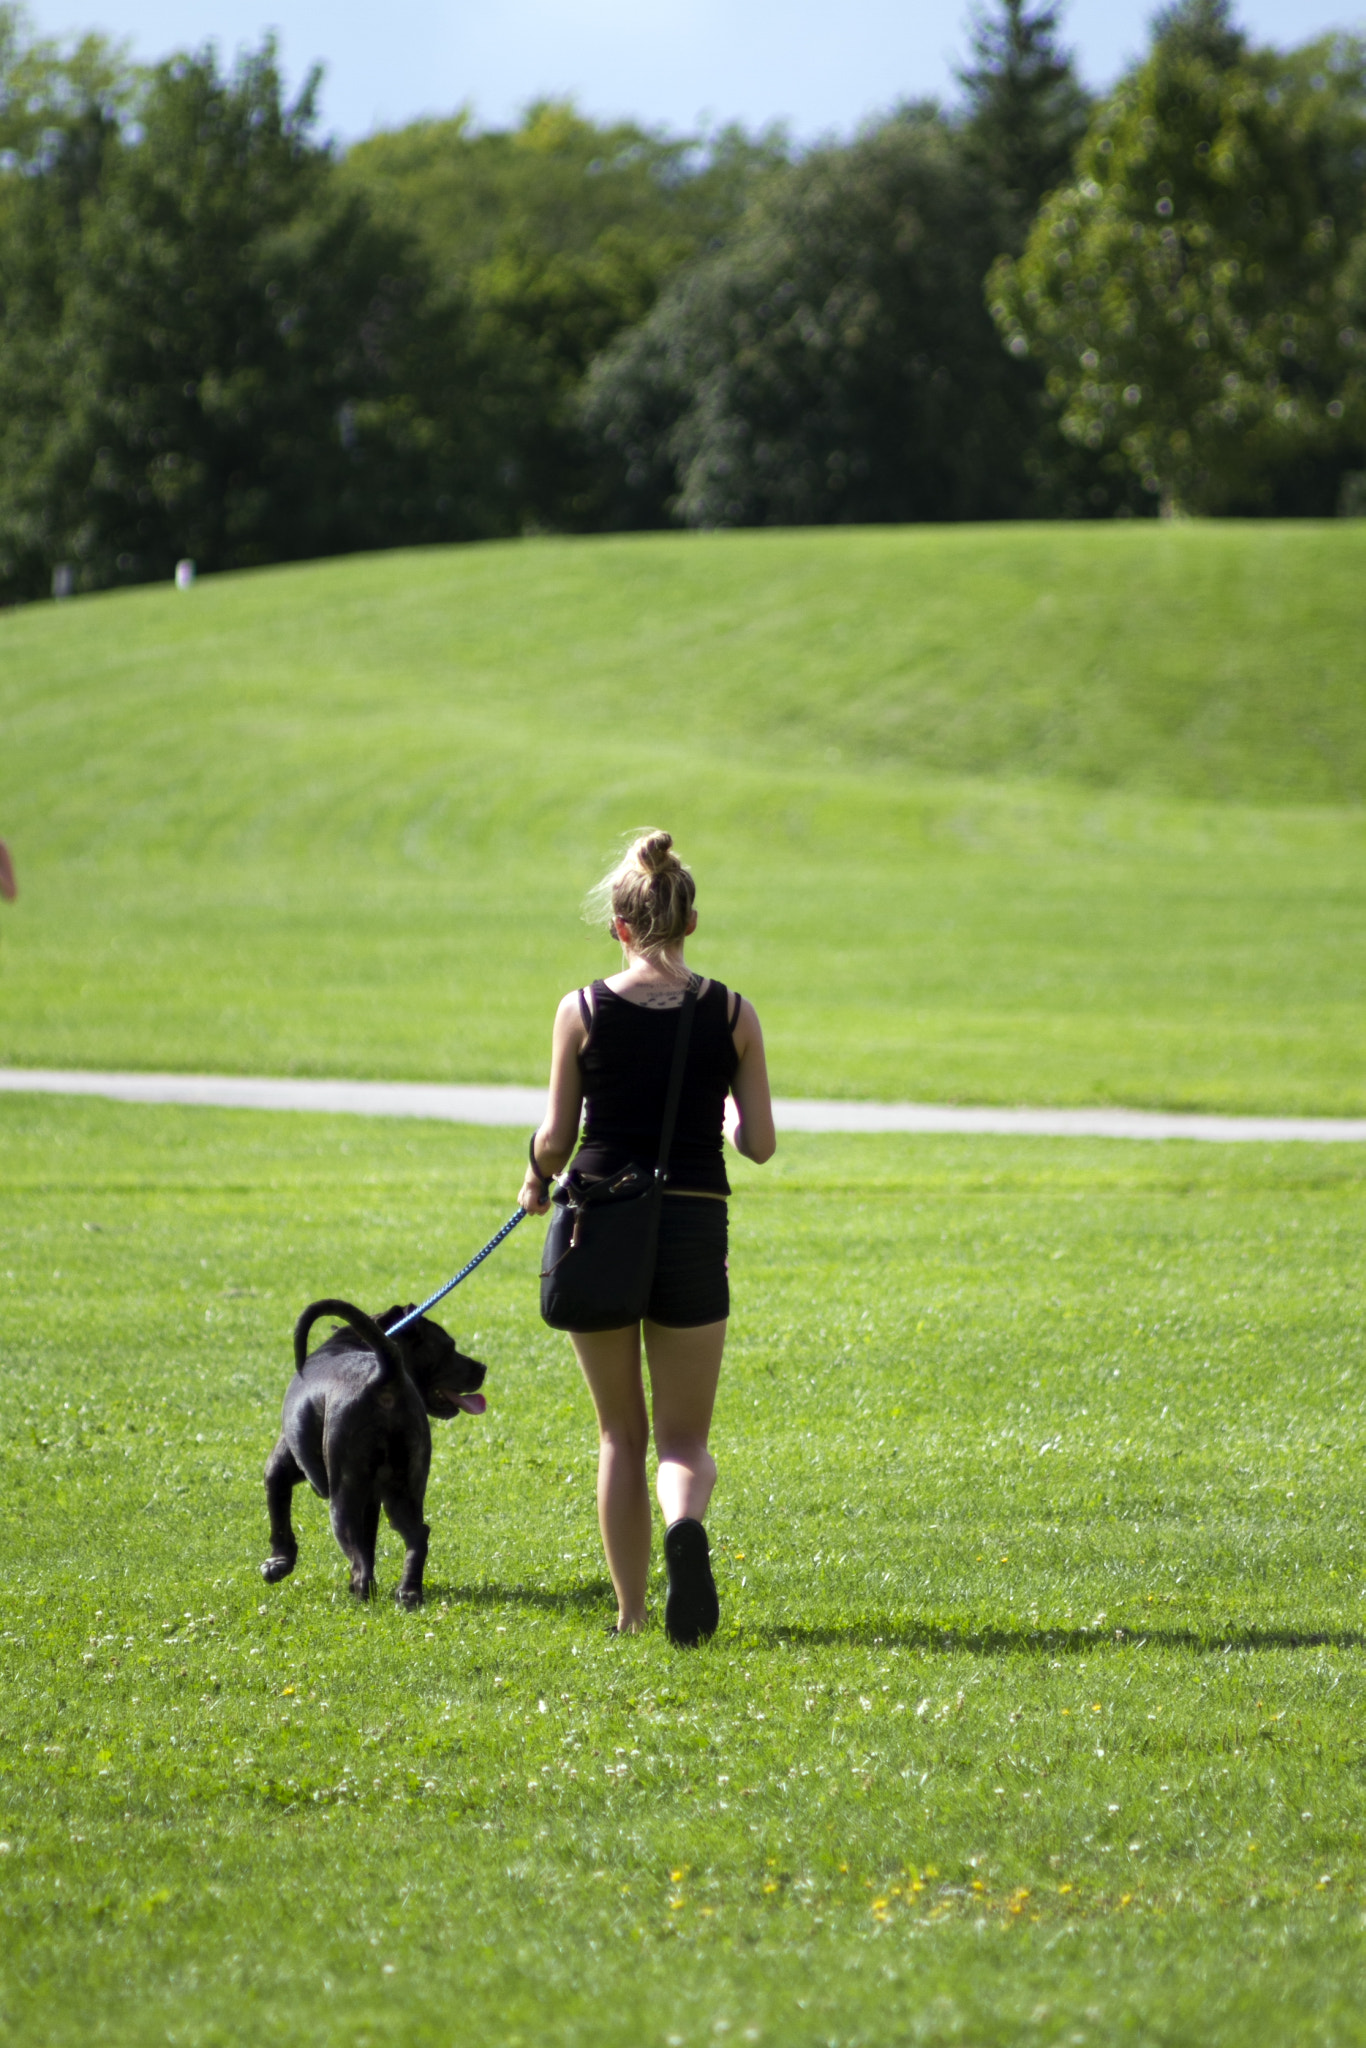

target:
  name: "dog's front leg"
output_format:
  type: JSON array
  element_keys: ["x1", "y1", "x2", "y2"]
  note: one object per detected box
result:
[
  {"x1": 330, "y1": 1488, "x2": 377, "y2": 1600},
  {"x1": 383, "y1": 1490, "x2": 430, "y2": 1607},
  {"x1": 262, "y1": 1438, "x2": 304, "y2": 1582}
]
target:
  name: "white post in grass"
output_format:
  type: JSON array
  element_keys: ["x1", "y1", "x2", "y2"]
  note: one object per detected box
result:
[{"x1": 174, "y1": 559, "x2": 196, "y2": 590}]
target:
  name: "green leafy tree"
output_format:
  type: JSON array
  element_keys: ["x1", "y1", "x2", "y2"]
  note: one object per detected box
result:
[
  {"x1": 342, "y1": 102, "x2": 787, "y2": 527},
  {"x1": 583, "y1": 109, "x2": 1047, "y2": 529},
  {"x1": 71, "y1": 44, "x2": 509, "y2": 586},
  {"x1": 0, "y1": 8, "x2": 132, "y2": 592},
  {"x1": 988, "y1": 4, "x2": 1366, "y2": 513},
  {"x1": 0, "y1": 34, "x2": 507, "y2": 600}
]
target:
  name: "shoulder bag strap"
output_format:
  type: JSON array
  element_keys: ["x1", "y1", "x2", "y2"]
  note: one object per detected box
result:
[{"x1": 655, "y1": 978, "x2": 700, "y2": 1185}]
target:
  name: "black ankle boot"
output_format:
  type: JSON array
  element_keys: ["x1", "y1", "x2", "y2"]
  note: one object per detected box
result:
[{"x1": 664, "y1": 1517, "x2": 719, "y2": 1647}]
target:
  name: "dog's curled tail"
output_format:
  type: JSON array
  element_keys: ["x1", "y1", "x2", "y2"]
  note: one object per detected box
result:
[{"x1": 293, "y1": 1299, "x2": 403, "y2": 1383}]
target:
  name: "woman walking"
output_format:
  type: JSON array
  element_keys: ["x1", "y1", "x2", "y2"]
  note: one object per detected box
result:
[{"x1": 519, "y1": 831, "x2": 775, "y2": 1644}]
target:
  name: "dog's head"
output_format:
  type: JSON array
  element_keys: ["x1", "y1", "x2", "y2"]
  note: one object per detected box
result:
[{"x1": 379, "y1": 1307, "x2": 487, "y2": 1419}]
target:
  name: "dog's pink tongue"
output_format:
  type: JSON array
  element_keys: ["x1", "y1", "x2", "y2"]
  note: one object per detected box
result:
[{"x1": 457, "y1": 1392, "x2": 487, "y2": 1415}]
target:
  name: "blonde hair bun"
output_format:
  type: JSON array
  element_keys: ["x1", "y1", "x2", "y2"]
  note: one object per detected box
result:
[
  {"x1": 584, "y1": 828, "x2": 696, "y2": 958},
  {"x1": 634, "y1": 830, "x2": 677, "y2": 876}
]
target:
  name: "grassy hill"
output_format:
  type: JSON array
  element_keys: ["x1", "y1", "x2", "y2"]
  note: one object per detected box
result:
[{"x1": 1, "y1": 522, "x2": 1364, "y2": 1110}]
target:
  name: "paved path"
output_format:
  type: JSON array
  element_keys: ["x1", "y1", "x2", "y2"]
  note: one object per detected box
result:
[{"x1": 2, "y1": 1067, "x2": 1364, "y2": 1143}]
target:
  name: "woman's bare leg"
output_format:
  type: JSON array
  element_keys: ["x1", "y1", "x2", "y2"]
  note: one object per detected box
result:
[
  {"x1": 570, "y1": 1325, "x2": 651, "y2": 1629},
  {"x1": 572, "y1": 1317, "x2": 727, "y2": 1628},
  {"x1": 644, "y1": 1318, "x2": 727, "y2": 1525}
]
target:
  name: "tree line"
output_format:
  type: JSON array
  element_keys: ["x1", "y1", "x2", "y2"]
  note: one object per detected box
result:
[{"x1": 0, "y1": 0, "x2": 1362, "y2": 602}]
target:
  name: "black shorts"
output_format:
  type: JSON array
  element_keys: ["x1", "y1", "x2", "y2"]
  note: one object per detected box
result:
[{"x1": 647, "y1": 1196, "x2": 729, "y2": 1327}]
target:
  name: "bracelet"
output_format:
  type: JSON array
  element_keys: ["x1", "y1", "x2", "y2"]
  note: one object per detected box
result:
[{"x1": 528, "y1": 1133, "x2": 554, "y2": 1191}]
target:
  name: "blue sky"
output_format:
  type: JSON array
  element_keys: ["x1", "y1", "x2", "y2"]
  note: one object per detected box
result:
[{"x1": 23, "y1": 0, "x2": 1366, "y2": 144}]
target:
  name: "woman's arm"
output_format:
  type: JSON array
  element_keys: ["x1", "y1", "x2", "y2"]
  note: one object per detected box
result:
[
  {"x1": 518, "y1": 992, "x2": 589, "y2": 1213},
  {"x1": 724, "y1": 998, "x2": 776, "y2": 1165}
]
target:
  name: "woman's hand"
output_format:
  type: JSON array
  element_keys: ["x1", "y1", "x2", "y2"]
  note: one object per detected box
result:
[{"x1": 519, "y1": 1166, "x2": 552, "y2": 1216}]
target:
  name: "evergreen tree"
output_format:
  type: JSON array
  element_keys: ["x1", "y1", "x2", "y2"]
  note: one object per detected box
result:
[
  {"x1": 957, "y1": 0, "x2": 1091, "y2": 238},
  {"x1": 1150, "y1": 0, "x2": 1246, "y2": 68}
]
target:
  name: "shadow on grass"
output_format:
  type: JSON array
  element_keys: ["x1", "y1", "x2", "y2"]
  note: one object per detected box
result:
[
  {"x1": 738, "y1": 1619, "x2": 1366, "y2": 1657},
  {"x1": 421, "y1": 1586, "x2": 1363, "y2": 1656}
]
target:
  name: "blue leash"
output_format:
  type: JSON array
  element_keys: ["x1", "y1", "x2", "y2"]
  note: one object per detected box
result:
[{"x1": 385, "y1": 1207, "x2": 527, "y2": 1337}]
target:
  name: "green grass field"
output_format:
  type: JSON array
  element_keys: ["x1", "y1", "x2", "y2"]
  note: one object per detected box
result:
[
  {"x1": 1, "y1": 522, "x2": 1364, "y2": 1111},
  {"x1": 2, "y1": 1094, "x2": 1365, "y2": 2045},
  {"x1": 3, "y1": 523, "x2": 1366, "y2": 2043}
]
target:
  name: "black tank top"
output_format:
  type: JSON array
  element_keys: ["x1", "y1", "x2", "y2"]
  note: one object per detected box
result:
[{"x1": 572, "y1": 978, "x2": 741, "y2": 1196}]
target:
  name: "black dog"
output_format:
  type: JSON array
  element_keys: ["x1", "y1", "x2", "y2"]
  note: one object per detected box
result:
[{"x1": 261, "y1": 1298, "x2": 487, "y2": 1605}]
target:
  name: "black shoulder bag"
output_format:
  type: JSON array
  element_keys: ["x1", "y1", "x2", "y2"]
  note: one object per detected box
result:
[{"x1": 540, "y1": 981, "x2": 699, "y2": 1332}]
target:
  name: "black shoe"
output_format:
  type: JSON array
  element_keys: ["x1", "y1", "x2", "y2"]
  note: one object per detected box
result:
[{"x1": 664, "y1": 1517, "x2": 719, "y2": 1647}]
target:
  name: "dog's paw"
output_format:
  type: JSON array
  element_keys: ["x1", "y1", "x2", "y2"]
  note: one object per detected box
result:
[
  {"x1": 394, "y1": 1585, "x2": 424, "y2": 1608},
  {"x1": 261, "y1": 1553, "x2": 296, "y2": 1583}
]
